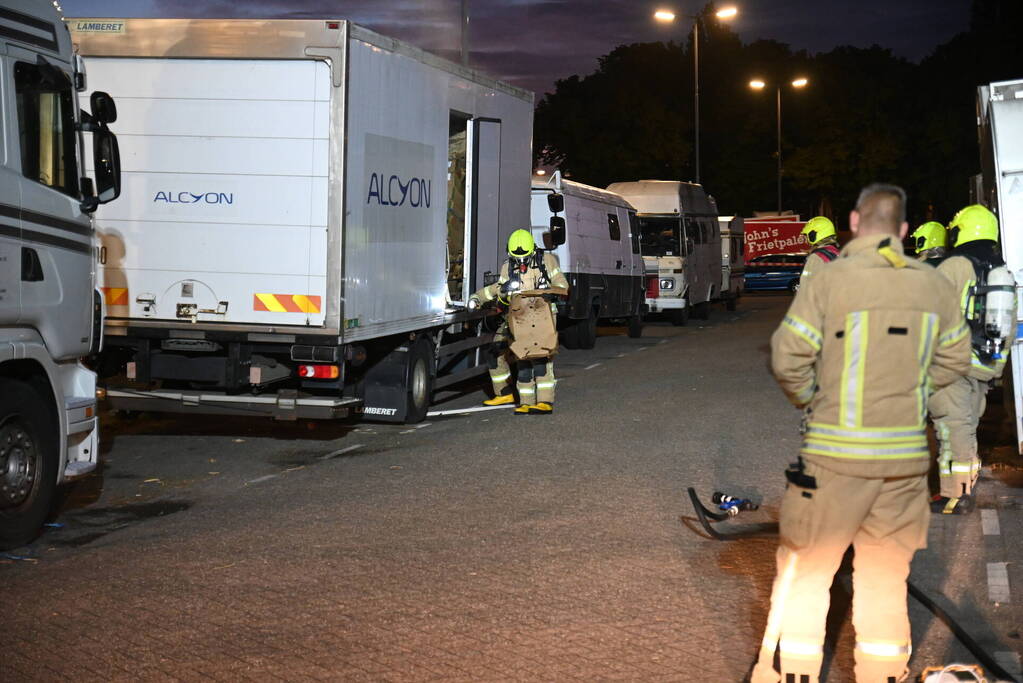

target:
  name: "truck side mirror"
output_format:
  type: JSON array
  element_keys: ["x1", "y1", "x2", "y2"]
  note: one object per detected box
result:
[
  {"x1": 79, "y1": 177, "x2": 99, "y2": 214},
  {"x1": 549, "y1": 216, "x2": 566, "y2": 247},
  {"x1": 547, "y1": 193, "x2": 564, "y2": 214},
  {"x1": 90, "y1": 91, "x2": 117, "y2": 124},
  {"x1": 93, "y1": 129, "x2": 121, "y2": 204}
]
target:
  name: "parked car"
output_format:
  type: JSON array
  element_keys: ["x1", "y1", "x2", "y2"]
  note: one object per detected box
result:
[{"x1": 743, "y1": 253, "x2": 806, "y2": 293}]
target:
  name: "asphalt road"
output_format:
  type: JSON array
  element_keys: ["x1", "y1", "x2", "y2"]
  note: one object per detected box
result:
[{"x1": 2, "y1": 294, "x2": 1022, "y2": 682}]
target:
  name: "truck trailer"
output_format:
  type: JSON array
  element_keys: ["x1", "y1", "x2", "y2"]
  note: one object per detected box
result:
[
  {"x1": 977, "y1": 78, "x2": 1023, "y2": 452},
  {"x1": 71, "y1": 18, "x2": 534, "y2": 423},
  {"x1": 0, "y1": 0, "x2": 121, "y2": 548}
]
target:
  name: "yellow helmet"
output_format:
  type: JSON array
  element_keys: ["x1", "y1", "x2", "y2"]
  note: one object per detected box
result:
[
  {"x1": 507, "y1": 229, "x2": 535, "y2": 259},
  {"x1": 948, "y1": 204, "x2": 998, "y2": 247},
  {"x1": 802, "y1": 216, "x2": 835, "y2": 246},
  {"x1": 910, "y1": 221, "x2": 947, "y2": 254}
]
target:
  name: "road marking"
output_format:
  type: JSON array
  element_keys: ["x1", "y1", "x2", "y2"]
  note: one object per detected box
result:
[
  {"x1": 981, "y1": 509, "x2": 1001, "y2": 535},
  {"x1": 659, "y1": 339, "x2": 668, "y2": 344},
  {"x1": 414, "y1": 422, "x2": 432, "y2": 429},
  {"x1": 616, "y1": 353, "x2": 627, "y2": 358},
  {"x1": 427, "y1": 404, "x2": 513, "y2": 417},
  {"x1": 994, "y1": 652, "x2": 1022, "y2": 676},
  {"x1": 584, "y1": 362, "x2": 602, "y2": 370},
  {"x1": 635, "y1": 346, "x2": 647, "y2": 352},
  {"x1": 320, "y1": 444, "x2": 363, "y2": 460},
  {"x1": 987, "y1": 562, "x2": 1011, "y2": 603},
  {"x1": 245, "y1": 474, "x2": 278, "y2": 485}
]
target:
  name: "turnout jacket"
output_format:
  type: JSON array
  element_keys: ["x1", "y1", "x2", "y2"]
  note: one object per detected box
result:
[
  {"x1": 937, "y1": 253, "x2": 1008, "y2": 382},
  {"x1": 798, "y1": 242, "x2": 840, "y2": 289},
  {"x1": 772, "y1": 233, "x2": 971, "y2": 477},
  {"x1": 473, "y1": 251, "x2": 568, "y2": 308}
]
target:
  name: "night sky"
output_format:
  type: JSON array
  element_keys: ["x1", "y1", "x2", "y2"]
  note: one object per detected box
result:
[{"x1": 62, "y1": 0, "x2": 972, "y2": 97}]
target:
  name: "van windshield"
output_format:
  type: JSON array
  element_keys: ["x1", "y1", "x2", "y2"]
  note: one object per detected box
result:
[{"x1": 637, "y1": 216, "x2": 683, "y2": 256}]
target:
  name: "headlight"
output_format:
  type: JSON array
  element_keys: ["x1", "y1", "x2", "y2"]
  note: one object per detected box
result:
[{"x1": 659, "y1": 278, "x2": 675, "y2": 290}]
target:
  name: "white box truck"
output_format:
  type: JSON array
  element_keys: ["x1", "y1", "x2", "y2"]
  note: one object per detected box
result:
[
  {"x1": 977, "y1": 79, "x2": 1023, "y2": 452},
  {"x1": 530, "y1": 172, "x2": 645, "y2": 348},
  {"x1": 0, "y1": 0, "x2": 121, "y2": 548},
  {"x1": 71, "y1": 18, "x2": 533, "y2": 423},
  {"x1": 606, "y1": 180, "x2": 721, "y2": 326}
]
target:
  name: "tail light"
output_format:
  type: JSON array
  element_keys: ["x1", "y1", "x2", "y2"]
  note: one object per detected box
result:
[
  {"x1": 298, "y1": 364, "x2": 340, "y2": 379},
  {"x1": 645, "y1": 275, "x2": 659, "y2": 298}
]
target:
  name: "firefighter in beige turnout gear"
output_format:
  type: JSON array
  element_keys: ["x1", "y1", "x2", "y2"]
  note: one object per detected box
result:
[
  {"x1": 928, "y1": 204, "x2": 1009, "y2": 514},
  {"x1": 752, "y1": 185, "x2": 971, "y2": 683},
  {"x1": 469, "y1": 230, "x2": 568, "y2": 415}
]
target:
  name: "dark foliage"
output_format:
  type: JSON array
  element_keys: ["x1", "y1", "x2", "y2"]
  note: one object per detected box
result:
[{"x1": 534, "y1": 0, "x2": 1023, "y2": 226}]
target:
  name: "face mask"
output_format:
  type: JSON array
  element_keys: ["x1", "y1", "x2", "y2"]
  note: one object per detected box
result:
[{"x1": 806, "y1": 230, "x2": 817, "y2": 244}]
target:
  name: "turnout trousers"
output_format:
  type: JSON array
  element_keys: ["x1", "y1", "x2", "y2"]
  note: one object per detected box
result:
[
  {"x1": 929, "y1": 376, "x2": 986, "y2": 498},
  {"x1": 488, "y1": 329, "x2": 514, "y2": 398},
  {"x1": 516, "y1": 357, "x2": 556, "y2": 405},
  {"x1": 751, "y1": 460, "x2": 929, "y2": 683}
]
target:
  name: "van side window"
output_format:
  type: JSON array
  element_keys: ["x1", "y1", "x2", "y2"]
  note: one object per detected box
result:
[
  {"x1": 607, "y1": 213, "x2": 621, "y2": 241},
  {"x1": 628, "y1": 212, "x2": 641, "y2": 254},
  {"x1": 14, "y1": 61, "x2": 79, "y2": 197}
]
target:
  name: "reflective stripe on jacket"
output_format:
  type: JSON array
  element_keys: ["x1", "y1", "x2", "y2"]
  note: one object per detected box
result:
[{"x1": 772, "y1": 233, "x2": 971, "y2": 477}]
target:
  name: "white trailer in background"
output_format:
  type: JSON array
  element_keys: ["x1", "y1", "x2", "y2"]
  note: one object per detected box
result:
[
  {"x1": 72, "y1": 18, "x2": 533, "y2": 423},
  {"x1": 606, "y1": 180, "x2": 721, "y2": 326},
  {"x1": 530, "y1": 173, "x2": 645, "y2": 348},
  {"x1": 718, "y1": 215, "x2": 744, "y2": 311},
  {"x1": 977, "y1": 79, "x2": 1023, "y2": 452}
]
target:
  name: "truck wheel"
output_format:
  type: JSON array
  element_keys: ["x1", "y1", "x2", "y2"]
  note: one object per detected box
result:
[
  {"x1": 404, "y1": 339, "x2": 434, "y2": 424},
  {"x1": 669, "y1": 306, "x2": 689, "y2": 327},
  {"x1": 577, "y1": 307, "x2": 598, "y2": 349},
  {"x1": 560, "y1": 319, "x2": 581, "y2": 349},
  {"x1": 0, "y1": 378, "x2": 58, "y2": 550},
  {"x1": 627, "y1": 315, "x2": 644, "y2": 338},
  {"x1": 694, "y1": 301, "x2": 710, "y2": 320}
]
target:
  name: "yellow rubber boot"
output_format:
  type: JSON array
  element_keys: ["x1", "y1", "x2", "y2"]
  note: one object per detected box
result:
[
  {"x1": 514, "y1": 404, "x2": 532, "y2": 415},
  {"x1": 483, "y1": 393, "x2": 515, "y2": 407},
  {"x1": 528, "y1": 402, "x2": 553, "y2": 415}
]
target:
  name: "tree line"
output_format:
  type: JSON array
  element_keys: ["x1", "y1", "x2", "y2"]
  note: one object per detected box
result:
[{"x1": 534, "y1": 0, "x2": 1023, "y2": 227}]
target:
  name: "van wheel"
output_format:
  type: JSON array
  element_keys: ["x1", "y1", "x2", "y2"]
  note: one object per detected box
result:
[
  {"x1": 0, "y1": 378, "x2": 58, "y2": 550},
  {"x1": 404, "y1": 339, "x2": 434, "y2": 424},
  {"x1": 627, "y1": 315, "x2": 644, "y2": 338},
  {"x1": 669, "y1": 306, "x2": 689, "y2": 326},
  {"x1": 576, "y1": 307, "x2": 598, "y2": 349},
  {"x1": 694, "y1": 301, "x2": 710, "y2": 320}
]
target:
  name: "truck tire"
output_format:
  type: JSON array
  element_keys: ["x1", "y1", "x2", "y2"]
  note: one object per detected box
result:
[
  {"x1": 694, "y1": 300, "x2": 710, "y2": 320},
  {"x1": 627, "y1": 315, "x2": 644, "y2": 338},
  {"x1": 560, "y1": 318, "x2": 581, "y2": 349},
  {"x1": 669, "y1": 306, "x2": 689, "y2": 326},
  {"x1": 576, "y1": 306, "x2": 598, "y2": 350},
  {"x1": 404, "y1": 338, "x2": 434, "y2": 424},
  {"x1": 0, "y1": 378, "x2": 58, "y2": 550}
]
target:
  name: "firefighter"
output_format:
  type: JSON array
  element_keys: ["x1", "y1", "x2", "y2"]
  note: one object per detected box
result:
[
  {"x1": 468, "y1": 229, "x2": 568, "y2": 415},
  {"x1": 911, "y1": 220, "x2": 948, "y2": 266},
  {"x1": 928, "y1": 204, "x2": 1008, "y2": 514},
  {"x1": 752, "y1": 184, "x2": 970, "y2": 683},
  {"x1": 798, "y1": 216, "x2": 840, "y2": 289}
]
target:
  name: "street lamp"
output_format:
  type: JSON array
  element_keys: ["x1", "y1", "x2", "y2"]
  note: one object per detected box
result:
[
  {"x1": 654, "y1": 5, "x2": 739, "y2": 185},
  {"x1": 749, "y1": 77, "x2": 809, "y2": 214}
]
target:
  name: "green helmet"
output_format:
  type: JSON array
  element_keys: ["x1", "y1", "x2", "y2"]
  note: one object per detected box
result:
[
  {"x1": 507, "y1": 229, "x2": 535, "y2": 259},
  {"x1": 802, "y1": 216, "x2": 835, "y2": 246},
  {"x1": 948, "y1": 204, "x2": 998, "y2": 247},
  {"x1": 910, "y1": 221, "x2": 947, "y2": 254}
]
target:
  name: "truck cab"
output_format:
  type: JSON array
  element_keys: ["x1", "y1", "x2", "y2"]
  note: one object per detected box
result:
[
  {"x1": 607, "y1": 180, "x2": 720, "y2": 325},
  {"x1": 0, "y1": 0, "x2": 120, "y2": 548}
]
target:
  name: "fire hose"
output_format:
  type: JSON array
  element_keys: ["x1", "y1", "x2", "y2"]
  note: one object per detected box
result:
[{"x1": 686, "y1": 488, "x2": 1017, "y2": 682}]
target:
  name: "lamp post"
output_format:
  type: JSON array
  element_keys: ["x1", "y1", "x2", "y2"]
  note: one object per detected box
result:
[
  {"x1": 749, "y1": 77, "x2": 808, "y2": 214},
  {"x1": 655, "y1": 5, "x2": 738, "y2": 185}
]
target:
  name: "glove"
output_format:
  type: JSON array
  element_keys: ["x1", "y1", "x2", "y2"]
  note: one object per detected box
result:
[
  {"x1": 467, "y1": 296, "x2": 481, "y2": 312},
  {"x1": 500, "y1": 279, "x2": 522, "y2": 297}
]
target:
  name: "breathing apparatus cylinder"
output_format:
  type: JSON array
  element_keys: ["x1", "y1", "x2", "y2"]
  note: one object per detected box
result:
[{"x1": 979, "y1": 265, "x2": 1016, "y2": 360}]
